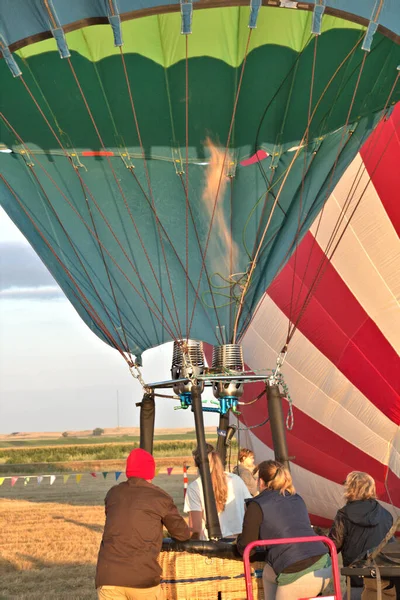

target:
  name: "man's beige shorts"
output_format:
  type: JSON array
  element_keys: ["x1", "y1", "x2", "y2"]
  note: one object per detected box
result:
[{"x1": 97, "y1": 585, "x2": 164, "y2": 599}]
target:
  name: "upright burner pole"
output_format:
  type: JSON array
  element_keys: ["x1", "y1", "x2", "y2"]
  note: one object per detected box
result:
[
  {"x1": 191, "y1": 384, "x2": 222, "y2": 541},
  {"x1": 139, "y1": 391, "x2": 155, "y2": 455},
  {"x1": 216, "y1": 412, "x2": 229, "y2": 468},
  {"x1": 267, "y1": 383, "x2": 290, "y2": 471}
]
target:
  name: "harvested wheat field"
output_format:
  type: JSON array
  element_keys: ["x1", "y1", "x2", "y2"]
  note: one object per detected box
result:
[{"x1": 0, "y1": 472, "x2": 195, "y2": 600}]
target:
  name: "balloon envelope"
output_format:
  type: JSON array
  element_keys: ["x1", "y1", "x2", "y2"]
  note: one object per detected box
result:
[
  {"x1": 0, "y1": 2, "x2": 400, "y2": 359},
  {"x1": 239, "y1": 103, "x2": 400, "y2": 524}
]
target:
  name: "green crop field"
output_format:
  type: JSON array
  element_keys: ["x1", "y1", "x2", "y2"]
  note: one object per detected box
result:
[
  {"x1": 0, "y1": 432, "x2": 202, "y2": 448},
  {"x1": 0, "y1": 439, "x2": 229, "y2": 466}
]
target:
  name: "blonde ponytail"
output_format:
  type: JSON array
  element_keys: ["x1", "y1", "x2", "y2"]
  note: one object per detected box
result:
[{"x1": 257, "y1": 460, "x2": 295, "y2": 496}]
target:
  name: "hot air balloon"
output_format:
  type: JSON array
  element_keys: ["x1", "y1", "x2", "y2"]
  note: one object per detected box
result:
[
  {"x1": 239, "y1": 102, "x2": 400, "y2": 527},
  {"x1": 1, "y1": 1, "x2": 400, "y2": 594}
]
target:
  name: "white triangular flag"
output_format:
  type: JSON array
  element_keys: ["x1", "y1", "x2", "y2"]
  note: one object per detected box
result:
[
  {"x1": 37, "y1": 476, "x2": 43, "y2": 485},
  {"x1": 49, "y1": 475, "x2": 56, "y2": 485}
]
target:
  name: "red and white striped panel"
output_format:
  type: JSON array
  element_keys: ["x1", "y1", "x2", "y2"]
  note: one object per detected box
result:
[{"x1": 240, "y1": 103, "x2": 400, "y2": 526}]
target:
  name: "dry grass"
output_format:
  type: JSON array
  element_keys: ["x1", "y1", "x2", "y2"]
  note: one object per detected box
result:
[
  {"x1": 0, "y1": 473, "x2": 193, "y2": 599},
  {"x1": 0, "y1": 428, "x2": 215, "y2": 442},
  {"x1": 0, "y1": 468, "x2": 343, "y2": 599}
]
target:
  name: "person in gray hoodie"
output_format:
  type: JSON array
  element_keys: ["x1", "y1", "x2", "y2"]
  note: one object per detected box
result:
[{"x1": 329, "y1": 471, "x2": 394, "y2": 600}]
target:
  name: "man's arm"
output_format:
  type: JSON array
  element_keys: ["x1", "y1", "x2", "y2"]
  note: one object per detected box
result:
[
  {"x1": 183, "y1": 482, "x2": 204, "y2": 539},
  {"x1": 163, "y1": 498, "x2": 191, "y2": 541},
  {"x1": 188, "y1": 511, "x2": 203, "y2": 540},
  {"x1": 236, "y1": 501, "x2": 263, "y2": 555}
]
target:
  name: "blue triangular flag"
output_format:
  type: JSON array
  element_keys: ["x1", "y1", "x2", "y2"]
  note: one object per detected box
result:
[{"x1": 115, "y1": 471, "x2": 122, "y2": 481}]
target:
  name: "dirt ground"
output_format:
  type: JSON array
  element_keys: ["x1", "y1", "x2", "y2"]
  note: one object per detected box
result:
[
  {"x1": 0, "y1": 470, "x2": 343, "y2": 599},
  {"x1": 0, "y1": 472, "x2": 194, "y2": 600}
]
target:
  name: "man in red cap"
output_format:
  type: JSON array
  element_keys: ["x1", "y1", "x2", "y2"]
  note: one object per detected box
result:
[{"x1": 96, "y1": 448, "x2": 190, "y2": 599}]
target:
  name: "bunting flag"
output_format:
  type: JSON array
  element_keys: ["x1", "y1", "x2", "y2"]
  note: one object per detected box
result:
[
  {"x1": 0, "y1": 470, "x2": 129, "y2": 487},
  {"x1": 183, "y1": 464, "x2": 188, "y2": 499},
  {"x1": 167, "y1": 467, "x2": 173, "y2": 476},
  {"x1": 155, "y1": 468, "x2": 160, "y2": 477}
]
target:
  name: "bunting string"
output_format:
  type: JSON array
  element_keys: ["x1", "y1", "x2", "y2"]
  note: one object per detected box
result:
[{"x1": 0, "y1": 467, "x2": 180, "y2": 487}]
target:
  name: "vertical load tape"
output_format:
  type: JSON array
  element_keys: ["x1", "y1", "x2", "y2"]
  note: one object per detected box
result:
[
  {"x1": 362, "y1": 21, "x2": 378, "y2": 52},
  {"x1": 181, "y1": 0, "x2": 193, "y2": 35},
  {"x1": 107, "y1": 0, "x2": 123, "y2": 46},
  {"x1": 249, "y1": 0, "x2": 261, "y2": 29},
  {"x1": 43, "y1": 0, "x2": 70, "y2": 58},
  {"x1": 312, "y1": 3, "x2": 325, "y2": 35},
  {"x1": 0, "y1": 35, "x2": 21, "y2": 77}
]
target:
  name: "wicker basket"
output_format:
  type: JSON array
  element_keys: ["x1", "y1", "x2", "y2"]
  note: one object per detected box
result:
[{"x1": 159, "y1": 550, "x2": 264, "y2": 600}]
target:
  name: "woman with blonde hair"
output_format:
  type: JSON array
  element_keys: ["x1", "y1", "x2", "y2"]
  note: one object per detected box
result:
[
  {"x1": 184, "y1": 443, "x2": 251, "y2": 540},
  {"x1": 329, "y1": 471, "x2": 394, "y2": 599},
  {"x1": 237, "y1": 460, "x2": 331, "y2": 599}
]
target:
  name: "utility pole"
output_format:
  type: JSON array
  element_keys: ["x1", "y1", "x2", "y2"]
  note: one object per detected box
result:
[{"x1": 116, "y1": 390, "x2": 120, "y2": 429}]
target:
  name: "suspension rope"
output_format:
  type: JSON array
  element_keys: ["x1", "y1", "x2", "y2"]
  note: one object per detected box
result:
[
  {"x1": 12, "y1": 77, "x2": 180, "y2": 342},
  {"x1": 0, "y1": 172, "x2": 135, "y2": 368},
  {"x1": 118, "y1": 47, "x2": 183, "y2": 340},
  {"x1": 187, "y1": 29, "x2": 254, "y2": 339},
  {"x1": 185, "y1": 34, "x2": 190, "y2": 338},
  {"x1": 1, "y1": 112, "x2": 179, "y2": 342},
  {"x1": 178, "y1": 174, "x2": 225, "y2": 345},
  {"x1": 30, "y1": 165, "x2": 137, "y2": 354},
  {"x1": 288, "y1": 35, "x2": 319, "y2": 332},
  {"x1": 232, "y1": 34, "x2": 365, "y2": 344},
  {"x1": 285, "y1": 66, "x2": 399, "y2": 346},
  {"x1": 252, "y1": 35, "x2": 313, "y2": 220},
  {"x1": 14, "y1": 81, "x2": 162, "y2": 345},
  {"x1": 65, "y1": 56, "x2": 182, "y2": 339},
  {"x1": 76, "y1": 176, "x2": 141, "y2": 353},
  {"x1": 128, "y1": 167, "x2": 222, "y2": 343},
  {"x1": 287, "y1": 50, "x2": 368, "y2": 343},
  {"x1": 152, "y1": 17, "x2": 219, "y2": 337}
]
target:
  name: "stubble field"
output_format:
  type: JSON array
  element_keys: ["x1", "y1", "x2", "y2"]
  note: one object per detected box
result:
[{"x1": 0, "y1": 472, "x2": 193, "y2": 600}]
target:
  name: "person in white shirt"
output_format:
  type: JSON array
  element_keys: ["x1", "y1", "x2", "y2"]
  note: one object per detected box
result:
[{"x1": 184, "y1": 444, "x2": 251, "y2": 540}]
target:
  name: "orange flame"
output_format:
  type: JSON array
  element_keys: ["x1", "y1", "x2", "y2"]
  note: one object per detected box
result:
[{"x1": 202, "y1": 138, "x2": 238, "y2": 271}]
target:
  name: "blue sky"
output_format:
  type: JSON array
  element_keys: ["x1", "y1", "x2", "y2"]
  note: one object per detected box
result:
[{"x1": 0, "y1": 207, "x2": 216, "y2": 433}]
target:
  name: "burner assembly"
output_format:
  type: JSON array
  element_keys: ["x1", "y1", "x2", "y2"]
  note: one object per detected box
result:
[
  {"x1": 171, "y1": 339, "x2": 205, "y2": 407},
  {"x1": 170, "y1": 340, "x2": 245, "y2": 415},
  {"x1": 211, "y1": 344, "x2": 244, "y2": 415}
]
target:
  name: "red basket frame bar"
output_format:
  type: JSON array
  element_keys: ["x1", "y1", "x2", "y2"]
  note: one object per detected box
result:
[{"x1": 243, "y1": 535, "x2": 342, "y2": 600}]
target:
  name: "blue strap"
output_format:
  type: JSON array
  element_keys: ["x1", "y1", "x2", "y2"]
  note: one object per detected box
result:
[
  {"x1": 0, "y1": 35, "x2": 21, "y2": 77},
  {"x1": 249, "y1": 0, "x2": 262, "y2": 29},
  {"x1": 52, "y1": 27, "x2": 70, "y2": 59},
  {"x1": 181, "y1": 0, "x2": 193, "y2": 35},
  {"x1": 43, "y1": 0, "x2": 70, "y2": 58},
  {"x1": 106, "y1": 0, "x2": 123, "y2": 46},
  {"x1": 312, "y1": 3, "x2": 325, "y2": 35},
  {"x1": 109, "y1": 15, "x2": 123, "y2": 47},
  {"x1": 362, "y1": 21, "x2": 378, "y2": 52}
]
